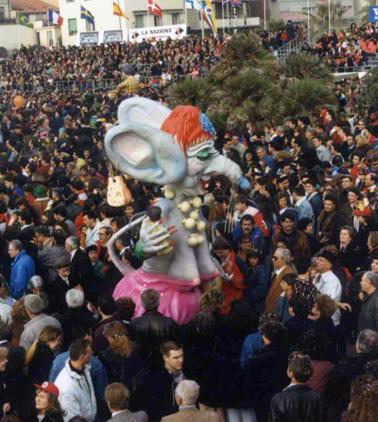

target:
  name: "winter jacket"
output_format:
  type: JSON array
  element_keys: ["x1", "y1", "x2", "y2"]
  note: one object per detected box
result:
[
  {"x1": 54, "y1": 360, "x2": 97, "y2": 422},
  {"x1": 10, "y1": 250, "x2": 35, "y2": 299},
  {"x1": 269, "y1": 384, "x2": 325, "y2": 422},
  {"x1": 244, "y1": 265, "x2": 269, "y2": 314},
  {"x1": 49, "y1": 352, "x2": 108, "y2": 400},
  {"x1": 357, "y1": 289, "x2": 378, "y2": 333}
]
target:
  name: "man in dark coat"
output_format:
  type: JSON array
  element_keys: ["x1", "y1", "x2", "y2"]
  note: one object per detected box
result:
[
  {"x1": 65, "y1": 235, "x2": 95, "y2": 301},
  {"x1": 130, "y1": 341, "x2": 184, "y2": 422},
  {"x1": 130, "y1": 289, "x2": 179, "y2": 365},
  {"x1": 244, "y1": 321, "x2": 289, "y2": 422},
  {"x1": 269, "y1": 353, "x2": 325, "y2": 422},
  {"x1": 46, "y1": 257, "x2": 77, "y2": 315},
  {"x1": 358, "y1": 271, "x2": 378, "y2": 333}
]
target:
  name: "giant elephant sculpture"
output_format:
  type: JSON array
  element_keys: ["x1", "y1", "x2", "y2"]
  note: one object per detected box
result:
[{"x1": 106, "y1": 97, "x2": 242, "y2": 323}]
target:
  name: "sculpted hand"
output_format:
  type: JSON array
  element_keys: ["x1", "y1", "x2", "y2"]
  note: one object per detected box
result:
[{"x1": 137, "y1": 219, "x2": 176, "y2": 257}]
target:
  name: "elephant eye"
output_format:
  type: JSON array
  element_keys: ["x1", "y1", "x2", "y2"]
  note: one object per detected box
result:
[{"x1": 196, "y1": 148, "x2": 211, "y2": 161}]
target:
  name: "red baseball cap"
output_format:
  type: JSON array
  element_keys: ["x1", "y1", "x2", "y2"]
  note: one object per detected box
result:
[{"x1": 34, "y1": 382, "x2": 59, "y2": 398}]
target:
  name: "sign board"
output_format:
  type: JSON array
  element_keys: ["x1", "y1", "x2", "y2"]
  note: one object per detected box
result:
[
  {"x1": 103, "y1": 30, "x2": 124, "y2": 43},
  {"x1": 129, "y1": 24, "x2": 187, "y2": 43},
  {"x1": 368, "y1": 6, "x2": 378, "y2": 23},
  {"x1": 77, "y1": 30, "x2": 128, "y2": 46},
  {"x1": 79, "y1": 31, "x2": 99, "y2": 45}
]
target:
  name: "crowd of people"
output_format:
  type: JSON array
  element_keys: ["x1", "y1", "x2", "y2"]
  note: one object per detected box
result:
[
  {"x1": 0, "y1": 23, "x2": 377, "y2": 422},
  {"x1": 309, "y1": 22, "x2": 377, "y2": 72},
  {"x1": 0, "y1": 35, "x2": 222, "y2": 95}
]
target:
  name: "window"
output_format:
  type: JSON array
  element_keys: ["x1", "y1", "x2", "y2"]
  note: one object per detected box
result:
[
  {"x1": 135, "y1": 14, "x2": 144, "y2": 28},
  {"x1": 68, "y1": 18, "x2": 77, "y2": 35},
  {"x1": 0, "y1": 7, "x2": 4, "y2": 20},
  {"x1": 86, "y1": 20, "x2": 95, "y2": 31},
  {"x1": 47, "y1": 30, "x2": 53, "y2": 47},
  {"x1": 154, "y1": 15, "x2": 162, "y2": 27},
  {"x1": 172, "y1": 12, "x2": 180, "y2": 25}
]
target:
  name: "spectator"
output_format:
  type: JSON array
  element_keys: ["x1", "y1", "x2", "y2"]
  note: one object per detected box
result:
[
  {"x1": 314, "y1": 250, "x2": 342, "y2": 326},
  {"x1": 269, "y1": 352, "x2": 325, "y2": 422},
  {"x1": 358, "y1": 271, "x2": 378, "y2": 333},
  {"x1": 342, "y1": 374, "x2": 378, "y2": 422},
  {"x1": 25, "y1": 326, "x2": 62, "y2": 385},
  {"x1": 265, "y1": 248, "x2": 295, "y2": 312},
  {"x1": 58, "y1": 288, "x2": 97, "y2": 350},
  {"x1": 8, "y1": 239, "x2": 36, "y2": 299},
  {"x1": 20, "y1": 294, "x2": 61, "y2": 350},
  {"x1": 130, "y1": 289, "x2": 179, "y2": 363},
  {"x1": 33, "y1": 382, "x2": 64, "y2": 422},
  {"x1": 161, "y1": 380, "x2": 218, "y2": 422},
  {"x1": 131, "y1": 341, "x2": 185, "y2": 421},
  {"x1": 64, "y1": 236, "x2": 95, "y2": 299},
  {"x1": 49, "y1": 326, "x2": 108, "y2": 403},
  {"x1": 104, "y1": 383, "x2": 147, "y2": 422},
  {"x1": 54, "y1": 338, "x2": 97, "y2": 422}
]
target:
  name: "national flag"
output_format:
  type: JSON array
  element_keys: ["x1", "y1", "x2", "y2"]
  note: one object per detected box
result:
[
  {"x1": 185, "y1": 0, "x2": 202, "y2": 10},
  {"x1": 48, "y1": 9, "x2": 63, "y2": 26},
  {"x1": 201, "y1": 0, "x2": 217, "y2": 34},
  {"x1": 113, "y1": 2, "x2": 129, "y2": 19},
  {"x1": 18, "y1": 13, "x2": 33, "y2": 28},
  {"x1": 81, "y1": 5, "x2": 95, "y2": 24},
  {"x1": 148, "y1": 0, "x2": 163, "y2": 17}
]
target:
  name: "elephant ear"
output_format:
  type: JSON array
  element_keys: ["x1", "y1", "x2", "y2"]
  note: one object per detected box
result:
[
  {"x1": 117, "y1": 97, "x2": 171, "y2": 128},
  {"x1": 105, "y1": 121, "x2": 187, "y2": 185}
]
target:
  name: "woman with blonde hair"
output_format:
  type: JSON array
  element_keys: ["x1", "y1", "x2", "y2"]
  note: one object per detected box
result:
[
  {"x1": 99, "y1": 321, "x2": 140, "y2": 389},
  {"x1": 25, "y1": 326, "x2": 62, "y2": 385}
]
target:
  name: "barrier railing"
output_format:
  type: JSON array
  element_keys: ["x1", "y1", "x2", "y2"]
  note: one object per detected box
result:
[{"x1": 0, "y1": 74, "x2": 186, "y2": 93}]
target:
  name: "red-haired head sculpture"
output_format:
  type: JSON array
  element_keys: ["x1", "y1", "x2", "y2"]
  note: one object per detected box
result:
[{"x1": 161, "y1": 105, "x2": 216, "y2": 151}]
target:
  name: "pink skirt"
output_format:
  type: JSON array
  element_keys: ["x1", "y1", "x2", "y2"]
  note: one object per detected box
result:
[{"x1": 113, "y1": 268, "x2": 217, "y2": 324}]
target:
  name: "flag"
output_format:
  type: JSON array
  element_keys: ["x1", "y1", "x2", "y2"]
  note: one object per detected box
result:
[
  {"x1": 201, "y1": 0, "x2": 217, "y2": 34},
  {"x1": 48, "y1": 9, "x2": 63, "y2": 26},
  {"x1": 113, "y1": 2, "x2": 129, "y2": 19},
  {"x1": 148, "y1": 0, "x2": 163, "y2": 17},
  {"x1": 186, "y1": 0, "x2": 202, "y2": 10},
  {"x1": 18, "y1": 13, "x2": 33, "y2": 28},
  {"x1": 81, "y1": 5, "x2": 95, "y2": 24}
]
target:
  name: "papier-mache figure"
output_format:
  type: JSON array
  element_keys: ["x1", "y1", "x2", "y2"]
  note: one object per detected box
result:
[{"x1": 106, "y1": 97, "x2": 242, "y2": 323}]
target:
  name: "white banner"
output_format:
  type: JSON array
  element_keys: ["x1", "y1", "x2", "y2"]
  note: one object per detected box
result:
[
  {"x1": 129, "y1": 24, "x2": 187, "y2": 43},
  {"x1": 76, "y1": 30, "x2": 128, "y2": 46},
  {"x1": 76, "y1": 24, "x2": 187, "y2": 46}
]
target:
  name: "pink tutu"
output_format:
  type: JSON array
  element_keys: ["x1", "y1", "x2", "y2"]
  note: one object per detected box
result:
[{"x1": 113, "y1": 268, "x2": 217, "y2": 324}]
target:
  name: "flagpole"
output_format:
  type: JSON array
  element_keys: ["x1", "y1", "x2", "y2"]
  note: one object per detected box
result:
[
  {"x1": 147, "y1": 0, "x2": 151, "y2": 27},
  {"x1": 222, "y1": 1, "x2": 225, "y2": 37},
  {"x1": 184, "y1": 0, "x2": 187, "y2": 28},
  {"x1": 117, "y1": 0, "x2": 122, "y2": 29},
  {"x1": 201, "y1": 9, "x2": 204, "y2": 38},
  {"x1": 227, "y1": 3, "x2": 230, "y2": 33}
]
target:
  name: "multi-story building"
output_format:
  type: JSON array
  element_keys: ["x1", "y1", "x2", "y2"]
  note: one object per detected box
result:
[
  {"x1": 0, "y1": 0, "x2": 11, "y2": 21},
  {"x1": 59, "y1": 0, "x2": 260, "y2": 46}
]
